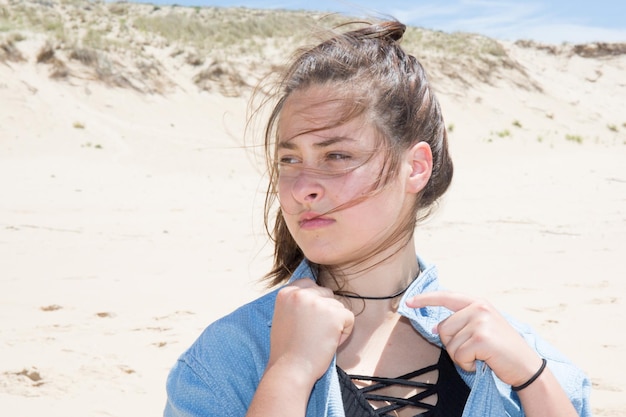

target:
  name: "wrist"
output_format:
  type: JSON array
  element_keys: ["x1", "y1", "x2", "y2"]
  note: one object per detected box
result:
[
  {"x1": 265, "y1": 357, "x2": 318, "y2": 393},
  {"x1": 511, "y1": 358, "x2": 548, "y2": 392},
  {"x1": 248, "y1": 359, "x2": 317, "y2": 417}
]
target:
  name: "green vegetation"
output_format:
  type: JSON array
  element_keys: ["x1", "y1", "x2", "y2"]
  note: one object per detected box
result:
[
  {"x1": 565, "y1": 134, "x2": 583, "y2": 144},
  {"x1": 402, "y1": 26, "x2": 539, "y2": 90},
  {"x1": 132, "y1": 7, "x2": 324, "y2": 54},
  {"x1": 82, "y1": 142, "x2": 103, "y2": 149},
  {"x1": 0, "y1": 2, "x2": 65, "y2": 39},
  {"x1": 496, "y1": 129, "x2": 511, "y2": 138},
  {"x1": 403, "y1": 27, "x2": 506, "y2": 59},
  {"x1": 0, "y1": 0, "x2": 544, "y2": 95}
]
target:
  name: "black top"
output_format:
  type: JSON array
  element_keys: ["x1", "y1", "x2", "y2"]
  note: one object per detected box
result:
[{"x1": 337, "y1": 349, "x2": 470, "y2": 417}]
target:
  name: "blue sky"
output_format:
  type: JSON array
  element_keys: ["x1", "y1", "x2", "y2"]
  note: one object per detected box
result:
[{"x1": 135, "y1": 0, "x2": 625, "y2": 44}]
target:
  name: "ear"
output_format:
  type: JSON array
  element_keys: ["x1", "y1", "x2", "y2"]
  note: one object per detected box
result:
[{"x1": 405, "y1": 141, "x2": 433, "y2": 194}]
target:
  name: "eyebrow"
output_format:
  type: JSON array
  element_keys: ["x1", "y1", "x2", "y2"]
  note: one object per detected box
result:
[{"x1": 277, "y1": 136, "x2": 354, "y2": 150}]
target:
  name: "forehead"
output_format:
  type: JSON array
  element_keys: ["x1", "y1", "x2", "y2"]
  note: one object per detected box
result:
[{"x1": 277, "y1": 86, "x2": 373, "y2": 144}]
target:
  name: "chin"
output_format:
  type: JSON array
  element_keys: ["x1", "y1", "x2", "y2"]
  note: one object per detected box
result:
[
  {"x1": 300, "y1": 250, "x2": 342, "y2": 267},
  {"x1": 302, "y1": 248, "x2": 363, "y2": 269}
]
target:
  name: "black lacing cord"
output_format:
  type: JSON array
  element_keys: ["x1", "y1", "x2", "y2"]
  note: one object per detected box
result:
[{"x1": 348, "y1": 365, "x2": 439, "y2": 416}]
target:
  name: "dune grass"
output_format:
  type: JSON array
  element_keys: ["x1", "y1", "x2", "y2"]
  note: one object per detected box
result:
[{"x1": 1, "y1": 0, "x2": 547, "y2": 95}]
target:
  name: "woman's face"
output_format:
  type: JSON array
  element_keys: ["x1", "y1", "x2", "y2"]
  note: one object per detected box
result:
[{"x1": 276, "y1": 86, "x2": 415, "y2": 267}]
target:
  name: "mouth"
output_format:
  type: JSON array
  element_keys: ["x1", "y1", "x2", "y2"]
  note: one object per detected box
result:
[{"x1": 298, "y1": 212, "x2": 335, "y2": 230}]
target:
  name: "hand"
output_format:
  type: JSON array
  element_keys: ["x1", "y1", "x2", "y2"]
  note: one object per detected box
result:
[
  {"x1": 268, "y1": 279, "x2": 355, "y2": 384},
  {"x1": 406, "y1": 291, "x2": 543, "y2": 387}
]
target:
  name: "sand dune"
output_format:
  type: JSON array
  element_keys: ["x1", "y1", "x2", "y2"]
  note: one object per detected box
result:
[{"x1": 1, "y1": 1, "x2": 625, "y2": 415}]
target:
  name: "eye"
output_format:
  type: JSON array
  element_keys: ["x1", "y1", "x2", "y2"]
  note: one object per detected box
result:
[
  {"x1": 326, "y1": 153, "x2": 351, "y2": 161},
  {"x1": 278, "y1": 155, "x2": 301, "y2": 165}
]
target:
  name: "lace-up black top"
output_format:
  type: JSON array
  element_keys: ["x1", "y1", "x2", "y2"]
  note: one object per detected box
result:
[{"x1": 337, "y1": 349, "x2": 470, "y2": 417}]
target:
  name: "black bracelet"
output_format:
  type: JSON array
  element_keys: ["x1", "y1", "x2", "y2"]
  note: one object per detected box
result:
[{"x1": 511, "y1": 358, "x2": 548, "y2": 392}]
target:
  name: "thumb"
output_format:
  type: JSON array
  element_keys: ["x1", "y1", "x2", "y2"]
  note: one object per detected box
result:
[{"x1": 338, "y1": 309, "x2": 355, "y2": 346}]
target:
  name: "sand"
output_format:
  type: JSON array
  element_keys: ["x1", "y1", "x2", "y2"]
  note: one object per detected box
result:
[{"x1": 1, "y1": 6, "x2": 625, "y2": 416}]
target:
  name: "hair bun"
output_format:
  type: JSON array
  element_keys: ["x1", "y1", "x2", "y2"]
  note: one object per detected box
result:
[
  {"x1": 379, "y1": 21, "x2": 406, "y2": 42},
  {"x1": 351, "y1": 20, "x2": 406, "y2": 42}
]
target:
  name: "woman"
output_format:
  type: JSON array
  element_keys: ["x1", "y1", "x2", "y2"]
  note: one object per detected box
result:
[{"x1": 164, "y1": 20, "x2": 590, "y2": 417}]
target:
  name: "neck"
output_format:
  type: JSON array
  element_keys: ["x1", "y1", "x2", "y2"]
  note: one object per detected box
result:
[{"x1": 318, "y1": 238, "x2": 419, "y2": 311}]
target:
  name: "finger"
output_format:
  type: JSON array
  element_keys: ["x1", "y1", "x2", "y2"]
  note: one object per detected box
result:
[
  {"x1": 436, "y1": 313, "x2": 481, "y2": 373},
  {"x1": 289, "y1": 277, "x2": 318, "y2": 289},
  {"x1": 289, "y1": 278, "x2": 334, "y2": 298},
  {"x1": 435, "y1": 301, "x2": 480, "y2": 338},
  {"x1": 338, "y1": 309, "x2": 355, "y2": 346},
  {"x1": 437, "y1": 314, "x2": 472, "y2": 357},
  {"x1": 436, "y1": 302, "x2": 500, "y2": 372},
  {"x1": 447, "y1": 338, "x2": 478, "y2": 372},
  {"x1": 405, "y1": 291, "x2": 476, "y2": 312}
]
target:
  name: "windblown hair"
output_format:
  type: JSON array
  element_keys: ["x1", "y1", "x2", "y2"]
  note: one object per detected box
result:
[{"x1": 258, "y1": 20, "x2": 453, "y2": 286}]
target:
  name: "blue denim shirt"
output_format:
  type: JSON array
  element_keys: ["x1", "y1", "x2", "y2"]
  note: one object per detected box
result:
[{"x1": 164, "y1": 258, "x2": 591, "y2": 417}]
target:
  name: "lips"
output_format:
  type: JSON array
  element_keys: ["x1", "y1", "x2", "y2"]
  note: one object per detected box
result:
[{"x1": 298, "y1": 212, "x2": 335, "y2": 230}]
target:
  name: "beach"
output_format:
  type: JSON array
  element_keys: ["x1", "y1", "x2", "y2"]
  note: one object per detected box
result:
[{"x1": 1, "y1": 2, "x2": 625, "y2": 415}]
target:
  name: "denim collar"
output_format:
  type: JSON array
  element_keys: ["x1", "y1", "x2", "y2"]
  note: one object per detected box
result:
[{"x1": 286, "y1": 257, "x2": 453, "y2": 346}]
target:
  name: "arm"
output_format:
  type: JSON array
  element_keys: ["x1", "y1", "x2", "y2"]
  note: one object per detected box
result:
[
  {"x1": 406, "y1": 292, "x2": 581, "y2": 417},
  {"x1": 246, "y1": 279, "x2": 354, "y2": 417},
  {"x1": 246, "y1": 358, "x2": 317, "y2": 416},
  {"x1": 515, "y1": 365, "x2": 580, "y2": 417}
]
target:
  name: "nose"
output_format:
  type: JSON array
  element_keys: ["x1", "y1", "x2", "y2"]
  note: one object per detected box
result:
[{"x1": 290, "y1": 170, "x2": 324, "y2": 204}]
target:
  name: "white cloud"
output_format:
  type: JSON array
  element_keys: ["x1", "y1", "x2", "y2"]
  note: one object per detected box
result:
[
  {"x1": 389, "y1": 1, "x2": 544, "y2": 33},
  {"x1": 514, "y1": 23, "x2": 626, "y2": 44},
  {"x1": 384, "y1": 0, "x2": 626, "y2": 43},
  {"x1": 388, "y1": 3, "x2": 465, "y2": 25},
  {"x1": 165, "y1": 0, "x2": 626, "y2": 43}
]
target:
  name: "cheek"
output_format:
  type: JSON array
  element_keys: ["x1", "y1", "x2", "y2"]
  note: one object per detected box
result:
[
  {"x1": 277, "y1": 176, "x2": 293, "y2": 202},
  {"x1": 357, "y1": 179, "x2": 407, "y2": 218},
  {"x1": 333, "y1": 171, "x2": 380, "y2": 203},
  {"x1": 277, "y1": 177, "x2": 302, "y2": 222}
]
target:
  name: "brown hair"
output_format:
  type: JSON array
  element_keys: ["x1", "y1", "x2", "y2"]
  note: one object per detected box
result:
[{"x1": 258, "y1": 20, "x2": 453, "y2": 286}]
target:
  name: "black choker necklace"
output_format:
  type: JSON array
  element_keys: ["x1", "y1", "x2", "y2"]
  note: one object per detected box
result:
[{"x1": 333, "y1": 270, "x2": 420, "y2": 301}]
